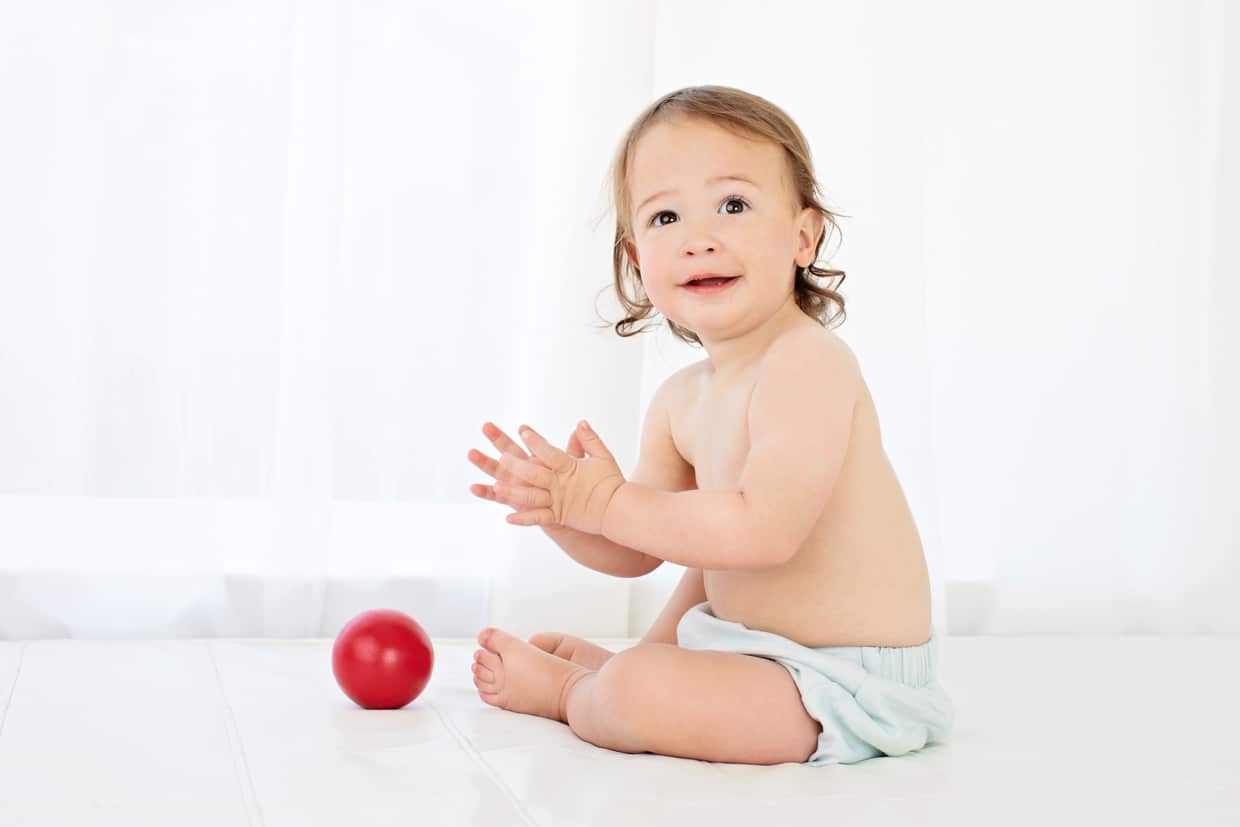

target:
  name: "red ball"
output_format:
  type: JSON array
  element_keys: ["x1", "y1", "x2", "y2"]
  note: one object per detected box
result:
[{"x1": 332, "y1": 609, "x2": 434, "y2": 709}]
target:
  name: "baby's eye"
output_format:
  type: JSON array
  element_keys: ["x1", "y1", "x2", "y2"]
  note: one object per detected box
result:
[{"x1": 649, "y1": 195, "x2": 751, "y2": 227}]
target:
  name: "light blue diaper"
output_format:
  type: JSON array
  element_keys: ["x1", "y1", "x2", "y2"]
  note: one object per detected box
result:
[{"x1": 676, "y1": 601, "x2": 954, "y2": 766}]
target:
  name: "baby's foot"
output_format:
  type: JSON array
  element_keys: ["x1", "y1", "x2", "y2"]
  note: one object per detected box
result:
[
  {"x1": 528, "y1": 632, "x2": 615, "y2": 671},
  {"x1": 473, "y1": 627, "x2": 593, "y2": 722}
]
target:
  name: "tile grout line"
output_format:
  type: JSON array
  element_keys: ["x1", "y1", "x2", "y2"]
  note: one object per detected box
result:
[
  {"x1": 0, "y1": 642, "x2": 27, "y2": 740},
  {"x1": 429, "y1": 702, "x2": 542, "y2": 827},
  {"x1": 207, "y1": 641, "x2": 267, "y2": 827}
]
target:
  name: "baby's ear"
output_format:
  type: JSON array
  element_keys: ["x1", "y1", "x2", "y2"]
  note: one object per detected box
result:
[{"x1": 796, "y1": 209, "x2": 826, "y2": 266}]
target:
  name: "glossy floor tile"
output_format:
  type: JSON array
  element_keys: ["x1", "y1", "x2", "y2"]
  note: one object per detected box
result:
[{"x1": 0, "y1": 636, "x2": 1236, "y2": 825}]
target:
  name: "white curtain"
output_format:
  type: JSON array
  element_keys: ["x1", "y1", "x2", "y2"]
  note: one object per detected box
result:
[{"x1": 2, "y1": 0, "x2": 1235, "y2": 640}]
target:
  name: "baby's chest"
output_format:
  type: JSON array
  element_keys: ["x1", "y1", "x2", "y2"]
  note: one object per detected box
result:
[{"x1": 672, "y1": 380, "x2": 755, "y2": 489}]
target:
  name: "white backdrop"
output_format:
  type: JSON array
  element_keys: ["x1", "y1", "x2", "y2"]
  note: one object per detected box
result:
[{"x1": 1, "y1": 0, "x2": 1235, "y2": 640}]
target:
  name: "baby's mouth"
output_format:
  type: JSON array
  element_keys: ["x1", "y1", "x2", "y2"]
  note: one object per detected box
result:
[{"x1": 683, "y1": 276, "x2": 740, "y2": 287}]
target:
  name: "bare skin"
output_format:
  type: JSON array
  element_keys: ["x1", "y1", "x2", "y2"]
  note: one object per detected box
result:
[
  {"x1": 467, "y1": 334, "x2": 935, "y2": 765},
  {"x1": 677, "y1": 325, "x2": 933, "y2": 649},
  {"x1": 464, "y1": 117, "x2": 934, "y2": 763},
  {"x1": 468, "y1": 322, "x2": 932, "y2": 763},
  {"x1": 472, "y1": 625, "x2": 820, "y2": 764},
  {"x1": 525, "y1": 632, "x2": 615, "y2": 670}
]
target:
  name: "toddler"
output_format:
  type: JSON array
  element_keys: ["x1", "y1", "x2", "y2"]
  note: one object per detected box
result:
[{"x1": 466, "y1": 85, "x2": 953, "y2": 765}]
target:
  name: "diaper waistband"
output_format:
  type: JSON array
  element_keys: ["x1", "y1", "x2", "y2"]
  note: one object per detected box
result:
[
  {"x1": 682, "y1": 602, "x2": 940, "y2": 689},
  {"x1": 839, "y1": 633, "x2": 940, "y2": 688}
]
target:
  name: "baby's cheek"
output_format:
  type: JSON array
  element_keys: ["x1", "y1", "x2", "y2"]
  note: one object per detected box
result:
[{"x1": 650, "y1": 292, "x2": 683, "y2": 322}]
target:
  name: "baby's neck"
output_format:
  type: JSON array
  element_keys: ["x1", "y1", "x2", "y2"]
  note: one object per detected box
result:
[{"x1": 698, "y1": 298, "x2": 814, "y2": 381}]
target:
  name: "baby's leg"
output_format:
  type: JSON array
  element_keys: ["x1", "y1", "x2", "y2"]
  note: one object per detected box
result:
[
  {"x1": 474, "y1": 628, "x2": 819, "y2": 764},
  {"x1": 565, "y1": 642, "x2": 821, "y2": 765},
  {"x1": 523, "y1": 567, "x2": 706, "y2": 671},
  {"x1": 527, "y1": 632, "x2": 615, "y2": 670}
]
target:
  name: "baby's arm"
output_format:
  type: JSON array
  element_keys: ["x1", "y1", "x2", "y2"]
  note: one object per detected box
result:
[
  {"x1": 541, "y1": 524, "x2": 658, "y2": 578},
  {"x1": 602, "y1": 329, "x2": 857, "y2": 570},
  {"x1": 602, "y1": 484, "x2": 771, "y2": 570},
  {"x1": 537, "y1": 367, "x2": 695, "y2": 580}
]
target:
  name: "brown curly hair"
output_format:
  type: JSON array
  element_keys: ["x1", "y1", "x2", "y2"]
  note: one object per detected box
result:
[{"x1": 597, "y1": 85, "x2": 849, "y2": 346}]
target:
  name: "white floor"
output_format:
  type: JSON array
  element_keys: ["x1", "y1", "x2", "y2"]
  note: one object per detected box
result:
[{"x1": 0, "y1": 636, "x2": 1237, "y2": 826}]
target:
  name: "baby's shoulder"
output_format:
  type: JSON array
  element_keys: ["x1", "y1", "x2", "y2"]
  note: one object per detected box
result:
[
  {"x1": 764, "y1": 325, "x2": 861, "y2": 379},
  {"x1": 647, "y1": 360, "x2": 708, "y2": 425},
  {"x1": 668, "y1": 358, "x2": 710, "y2": 397}
]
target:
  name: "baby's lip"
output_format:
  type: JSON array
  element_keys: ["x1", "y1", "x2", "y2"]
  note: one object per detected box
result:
[{"x1": 681, "y1": 274, "x2": 740, "y2": 286}]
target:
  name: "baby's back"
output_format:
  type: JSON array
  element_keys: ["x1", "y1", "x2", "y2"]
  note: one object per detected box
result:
[{"x1": 672, "y1": 330, "x2": 932, "y2": 648}]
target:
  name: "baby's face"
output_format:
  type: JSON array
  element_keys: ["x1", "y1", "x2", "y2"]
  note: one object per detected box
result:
[{"x1": 625, "y1": 116, "x2": 818, "y2": 338}]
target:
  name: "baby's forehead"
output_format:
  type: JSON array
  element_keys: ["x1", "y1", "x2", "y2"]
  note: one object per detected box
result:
[
  {"x1": 629, "y1": 119, "x2": 789, "y2": 195},
  {"x1": 637, "y1": 128, "x2": 776, "y2": 171}
]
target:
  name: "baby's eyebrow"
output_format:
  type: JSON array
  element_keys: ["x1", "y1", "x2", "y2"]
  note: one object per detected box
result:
[{"x1": 635, "y1": 175, "x2": 760, "y2": 216}]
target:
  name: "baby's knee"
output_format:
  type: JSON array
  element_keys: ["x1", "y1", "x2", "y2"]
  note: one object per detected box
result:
[
  {"x1": 564, "y1": 653, "x2": 651, "y2": 752},
  {"x1": 594, "y1": 645, "x2": 668, "y2": 728}
]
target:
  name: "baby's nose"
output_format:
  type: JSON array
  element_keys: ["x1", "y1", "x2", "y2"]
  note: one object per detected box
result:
[{"x1": 681, "y1": 239, "x2": 717, "y2": 255}]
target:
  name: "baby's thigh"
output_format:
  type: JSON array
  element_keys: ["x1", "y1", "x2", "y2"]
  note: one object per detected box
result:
[{"x1": 602, "y1": 643, "x2": 820, "y2": 765}]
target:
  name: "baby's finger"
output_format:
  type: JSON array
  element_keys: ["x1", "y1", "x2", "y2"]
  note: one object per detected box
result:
[
  {"x1": 471, "y1": 479, "x2": 552, "y2": 512},
  {"x1": 467, "y1": 447, "x2": 516, "y2": 483},
  {"x1": 517, "y1": 425, "x2": 573, "y2": 474},
  {"x1": 481, "y1": 422, "x2": 530, "y2": 461},
  {"x1": 567, "y1": 429, "x2": 584, "y2": 459},
  {"x1": 506, "y1": 508, "x2": 555, "y2": 527},
  {"x1": 498, "y1": 451, "x2": 557, "y2": 491},
  {"x1": 467, "y1": 448, "x2": 498, "y2": 478},
  {"x1": 469, "y1": 480, "x2": 527, "y2": 509},
  {"x1": 469, "y1": 446, "x2": 551, "y2": 482},
  {"x1": 469, "y1": 482, "x2": 504, "y2": 503},
  {"x1": 493, "y1": 480, "x2": 553, "y2": 510}
]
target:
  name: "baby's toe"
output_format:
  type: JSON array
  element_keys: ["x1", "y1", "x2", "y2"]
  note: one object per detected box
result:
[
  {"x1": 480, "y1": 627, "x2": 521, "y2": 655},
  {"x1": 476, "y1": 649, "x2": 501, "y2": 672}
]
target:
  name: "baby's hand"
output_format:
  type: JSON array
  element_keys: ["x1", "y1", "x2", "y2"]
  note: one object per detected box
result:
[
  {"x1": 467, "y1": 422, "x2": 590, "y2": 522},
  {"x1": 505, "y1": 421, "x2": 626, "y2": 534},
  {"x1": 467, "y1": 422, "x2": 554, "y2": 517}
]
